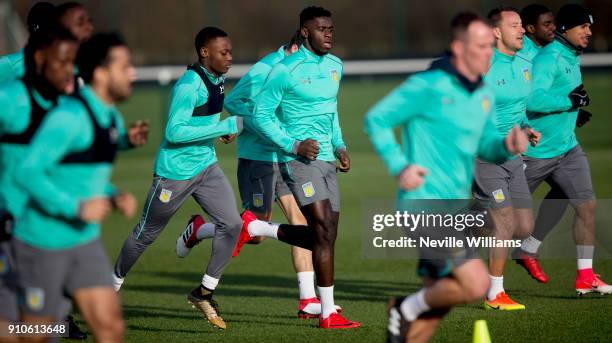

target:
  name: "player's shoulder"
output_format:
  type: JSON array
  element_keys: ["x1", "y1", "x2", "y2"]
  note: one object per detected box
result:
[
  {"x1": 0, "y1": 78, "x2": 26, "y2": 95},
  {"x1": 535, "y1": 42, "x2": 561, "y2": 61},
  {"x1": 0, "y1": 79, "x2": 28, "y2": 112},
  {"x1": 410, "y1": 69, "x2": 448, "y2": 88},
  {"x1": 174, "y1": 68, "x2": 206, "y2": 92},
  {"x1": 52, "y1": 95, "x2": 88, "y2": 121},
  {"x1": 279, "y1": 51, "x2": 306, "y2": 71},
  {"x1": 259, "y1": 49, "x2": 285, "y2": 67}
]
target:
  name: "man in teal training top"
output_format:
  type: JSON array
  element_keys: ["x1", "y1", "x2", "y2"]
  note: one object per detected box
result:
[
  {"x1": 0, "y1": 23, "x2": 78, "y2": 338},
  {"x1": 13, "y1": 32, "x2": 140, "y2": 343},
  {"x1": 232, "y1": 6, "x2": 358, "y2": 329},
  {"x1": 113, "y1": 26, "x2": 246, "y2": 330},
  {"x1": 514, "y1": 4, "x2": 612, "y2": 295},
  {"x1": 473, "y1": 6, "x2": 541, "y2": 311},
  {"x1": 365, "y1": 13, "x2": 528, "y2": 342},
  {"x1": 175, "y1": 29, "x2": 341, "y2": 318},
  {"x1": 519, "y1": 4, "x2": 555, "y2": 62}
]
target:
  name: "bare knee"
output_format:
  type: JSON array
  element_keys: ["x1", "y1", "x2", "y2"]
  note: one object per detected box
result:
[
  {"x1": 454, "y1": 260, "x2": 489, "y2": 302},
  {"x1": 491, "y1": 207, "x2": 515, "y2": 240},
  {"x1": 92, "y1": 315, "x2": 125, "y2": 341}
]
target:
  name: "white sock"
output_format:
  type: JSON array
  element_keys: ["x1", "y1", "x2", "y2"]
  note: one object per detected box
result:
[
  {"x1": 487, "y1": 275, "x2": 504, "y2": 301},
  {"x1": 196, "y1": 223, "x2": 216, "y2": 240},
  {"x1": 577, "y1": 245, "x2": 594, "y2": 270},
  {"x1": 201, "y1": 274, "x2": 219, "y2": 291},
  {"x1": 248, "y1": 220, "x2": 278, "y2": 239},
  {"x1": 297, "y1": 271, "x2": 316, "y2": 299},
  {"x1": 399, "y1": 289, "x2": 430, "y2": 322},
  {"x1": 318, "y1": 285, "x2": 336, "y2": 318},
  {"x1": 521, "y1": 236, "x2": 542, "y2": 254},
  {"x1": 112, "y1": 272, "x2": 124, "y2": 292}
]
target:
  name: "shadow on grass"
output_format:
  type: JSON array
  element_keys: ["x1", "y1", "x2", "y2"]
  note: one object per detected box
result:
[{"x1": 123, "y1": 271, "x2": 421, "y2": 302}]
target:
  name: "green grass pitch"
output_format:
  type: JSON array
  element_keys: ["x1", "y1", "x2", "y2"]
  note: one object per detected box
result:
[{"x1": 70, "y1": 71, "x2": 612, "y2": 342}]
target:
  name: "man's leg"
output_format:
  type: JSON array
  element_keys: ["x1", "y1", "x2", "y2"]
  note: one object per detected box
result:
[
  {"x1": 241, "y1": 160, "x2": 358, "y2": 328},
  {"x1": 514, "y1": 155, "x2": 556, "y2": 283},
  {"x1": 550, "y1": 146, "x2": 611, "y2": 294},
  {"x1": 13, "y1": 240, "x2": 72, "y2": 343},
  {"x1": 72, "y1": 287, "x2": 123, "y2": 343},
  {"x1": 67, "y1": 240, "x2": 124, "y2": 343},
  {"x1": 472, "y1": 158, "x2": 526, "y2": 309},
  {"x1": 0, "y1": 239, "x2": 19, "y2": 343},
  {"x1": 531, "y1": 183, "x2": 569, "y2": 242},
  {"x1": 393, "y1": 259, "x2": 489, "y2": 343},
  {"x1": 113, "y1": 175, "x2": 194, "y2": 289},
  {"x1": 188, "y1": 163, "x2": 243, "y2": 329}
]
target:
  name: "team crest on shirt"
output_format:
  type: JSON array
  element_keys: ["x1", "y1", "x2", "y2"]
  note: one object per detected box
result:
[
  {"x1": 302, "y1": 182, "x2": 316, "y2": 198},
  {"x1": 482, "y1": 96, "x2": 491, "y2": 113},
  {"x1": 330, "y1": 69, "x2": 339, "y2": 82},
  {"x1": 26, "y1": 287, "x2": 45, "y2": 311},
  {"x1": 220, "y1": 84, "x2": 225, "y2": 94},
  {"x1": 159, "y1": 189, "x2": 172, "y2": 203},
  {"x1": 0, "y1": 255, "x2": 7, "y2": 275},
  {"x1": 523, "y1": 68, "x2": 530, "y2": 82},
  {"x1": 253, "y1": 194, "x2": 264, "y2": 208},
  {"x1": 492, "y1": 189, "x2": 505, "y2": 203}
]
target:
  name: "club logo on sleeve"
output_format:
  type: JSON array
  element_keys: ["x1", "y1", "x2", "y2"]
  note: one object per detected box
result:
[
  {"x1": 482, "y1": 96, "x2": 491, "y2": 113},
  {"x1": 330, "y1": 69, "x2": 339, "y2": 82},
  {"x1": 523, "y1": 68, "x2": 530, "y2": 82},
  {"x1": 109, "y1": 127, "x2": 119, "y2": 143},
  {"x1": 26, "y1": 287, "x2": 45, "y2": 311},
  {"x1": 253, "y1": 194, "x2": 264, "y2": 208},
  {"x1": 159, "y1": 189, "x2": 172, "y2": 203},
  {"x1": 492, "y1": 189, "x2": 505, "y2": 203},
  {"x1": 302, "y1": 182, "x2": 316, "y2": 198}
]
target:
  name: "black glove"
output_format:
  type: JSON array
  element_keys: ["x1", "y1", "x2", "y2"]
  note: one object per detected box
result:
[
  {"x1": 568, "y1": 84, "x2": 590, "y2": 108},
  {"x1": 576, "y1": 108, "x2": 592, "y2": 128}
]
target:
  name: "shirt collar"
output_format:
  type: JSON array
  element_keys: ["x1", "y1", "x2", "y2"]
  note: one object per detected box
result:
[
  {"x1": 430, "y1": 55, "x2": 484, "y2": 93},
  {"x1": 30, "y1": 87, "x2": 54, "y2": 110},
  {"x1": 493, "y1": 48, "x2": 515, "y2": 63},
  {"x1": 197, "y1": 64, "x2": 224, "y2": 84},
  {"x1": 554, "y1": 32, "x2": 582, "y2": 56},
  {"x1": 79, "y1": 85, "x2": 117, "y2": 117},
  {"x1": 299, "y1": 44, "x2": 325, "y2": 63}
]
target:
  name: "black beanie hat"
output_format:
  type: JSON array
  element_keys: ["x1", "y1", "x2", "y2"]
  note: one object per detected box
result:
[{"x1": 556, "y1": 4, "x2": 593, "y2": 33}]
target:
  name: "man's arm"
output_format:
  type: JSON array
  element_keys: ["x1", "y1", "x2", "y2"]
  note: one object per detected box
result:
[
  {"x1": 15, "y1": 106, "x2": 86, "y2": 219},
  {"x1": 252, "y1": 64, "x2": 297, "y2": 154},
  {"x1": 364, "y1": 77, "x2": 428, "y2": 176},
  {"x1": 477, "y1": 109, "x2": 514, "y2": 164},
  {"x1": 164, "y1": 75, "x2": 239, "y2": 144},
  {"x1": 527, "y1": 53, "x2": 573, "y2": 114}
]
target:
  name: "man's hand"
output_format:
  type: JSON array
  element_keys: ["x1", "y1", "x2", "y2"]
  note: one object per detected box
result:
[
  {"x1": 504, "y1": 125, "x2": 529, "y2": 154},
  {"x1": 398, "y1": 165, "x2": 427, "y2": 191},
  {"x1": 112, "y1": 193, "x2": 137, "y2": 218},
  {"x1": 78, "y1": 197, "x2": 112, "y2": 223},
  {"x1": 335, "y1": 149, "x2": 350, "y2": 173},
  {"x1": 525, "y1": 127, "x2": 541, "y2": 147},
  {"x1": 576, "y1": 108, "x2": 592, "y2": 128},
  {"x1": 219, "y1": 134, "x2": 236, "y2": 144},
  {"x1": 127, "y1": 120, "x2": 149, "y2": 147},
  {"x1": 296, "y1": 139, "x2": 319, "y2": 161},
  {"x1": 568, "y1": 84, "x2": 590, "y2": 108}
]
